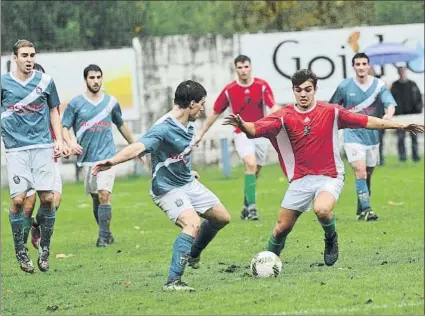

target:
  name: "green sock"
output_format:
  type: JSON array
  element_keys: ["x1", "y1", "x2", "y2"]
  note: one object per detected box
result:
[
  {"x1": 244, "y1": 174, "x2": 256, "y2": 208},
  {"x1": 320, "y1": 213, "x2": 336, "y2": 238},
  {"x1": 267, "y1": 232, "x2": 287, "y2": 256},
  {"x1": 23, "y1": 216, "x2": 32, "y2": 244}
]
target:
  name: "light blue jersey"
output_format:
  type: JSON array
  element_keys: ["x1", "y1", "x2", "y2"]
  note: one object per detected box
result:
[
  {"x1": 139, "y1": 113, "x2": 195, "y2": 196},
  {"x1": 1, "y1": 70, "x2": 60, "y2": 151},
  {"x1": 330, "y1": 76, "x2": 397, "y2": 145},
  {"x1": 62, "y1": 93, "x2": 124, "y2": 166}
]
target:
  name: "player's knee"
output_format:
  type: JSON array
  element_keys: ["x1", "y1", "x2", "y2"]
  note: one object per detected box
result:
[
  {"x1": 183, "y1": 218, "x2": 201, "y2": 235},
  {"x1": 53, "y1": 193, "x2": 62, "y2": 209},
  {"x1": 217, "y1": 212, "x2": 231, "y2": 227},
  {"x1": 12, "y1": 196, "x2": 25, "y2": 209},
  {"x1": 98, "y1": 191, "x2": 111, "y2": 204},
  {"x1": 314, "y1": 206, "x2": 332, "y2": 221},
  {"x1": 274, "y1": 221, "x2": 292, "y2": 236},
  {"x1": 39, "y1": 193, "x2": 54, "y2": 206}
]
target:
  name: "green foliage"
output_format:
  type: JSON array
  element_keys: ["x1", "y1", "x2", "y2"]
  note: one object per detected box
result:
[
  {"x1": 1, "y1": 1, "x2": 424, "y2": 53},
  {"x1": 1, "y1": 157, "x2": 424, "y2": 314}
]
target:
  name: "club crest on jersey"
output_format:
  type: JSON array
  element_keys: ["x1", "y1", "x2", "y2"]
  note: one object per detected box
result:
[
  {"x1": 303, "y1": 125, "x2": 311, "y2": 136},
  {"x1": 244, "y1": 96, "x2": 251, "y2": 104},
  {"x1": 13, "y1": 175, "x2": 20, "y2": 184},
  {"x1": 35, "y1": 87, "x2": 42, "y2": 95}
]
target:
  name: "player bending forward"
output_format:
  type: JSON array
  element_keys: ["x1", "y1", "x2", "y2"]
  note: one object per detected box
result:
[
  {"x1": 223, "y1": 69, "x2": 424, "y2": 266},
  {"x1": 92, "y1": 80, "x2": 231, "y2": 291}
]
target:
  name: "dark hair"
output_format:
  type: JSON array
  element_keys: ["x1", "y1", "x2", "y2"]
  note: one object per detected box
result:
[
  {"x1": 234, "y1": 55, "x2": 251, "y2": 65},
  {"x1": 291, "y1": 69, "x2": 318, "y2": 88},
  {"x1": 174, "y1": 80, "x2": 207, "y2": 108},
  {"x1": 83, "y1": 64, "x2": 103, "y2": 79},
  {"x1": 13, "y1": 39, "x2": 34, "y2": 56},
  {"x1": 352, "y1": 53, "x2": 370, "y2": 66},
  {"x1": 33, "y1": 63, "x2": 45, "y2": 73}
]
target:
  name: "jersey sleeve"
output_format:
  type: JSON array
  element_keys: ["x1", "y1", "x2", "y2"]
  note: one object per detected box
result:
[
  {"x1": 213, "y1": 88, "x2": 229, "y2": 114},
  {"x1": 336, "y1": 105, "x2": 368, "y2": 129},
  {"x1": 61, "y1": 102, "x2": 76, "y2": 129},
  {"x1": 139, "y1": 123, "x2": 166, "y2": 153},
  {"x1": 111, "y1": 101, "x2": 124, "y2": 128},
  {"x1": 46, "y1": 79, "x2": 61, "y2": 109},
  {"x1": 263, "y1": 81, "x2": 276, "y2": 109},
  {"x1": 378, "y1": 85, "x2": 397, "y2": 108},
  {"x1": 253, "y1": 111, "x2": 283, "y2": 138},
  {"x1": 329, "y1": 85, "x2": 344, "y2": 105}
]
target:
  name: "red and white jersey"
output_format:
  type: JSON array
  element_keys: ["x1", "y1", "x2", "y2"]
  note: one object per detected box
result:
[
  {"x1": 214, "y1": 78, "x2": 276, "y2": 133},
  {"x1": 253, "y1": 101, "x2": 368, "y2": 182}
]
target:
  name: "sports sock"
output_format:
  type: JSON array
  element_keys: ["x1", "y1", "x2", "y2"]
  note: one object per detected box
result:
[
  {"x1": 23, "y1": 214, "x2": 32, "y2": 245},
  {"x1": 168, "y1": 232, "x2": 194, "y2": 282},
  {"x1": 355, "y1": 179, "x2": 371, "y2": 211},
  {"x1": 320, "y1": 213, "x2": 336, "y2": 238},
  {"x1": 98, "y1": 204, "x2": 112, "y2": 239},
  {"x1": 366, "y1": 173, "x2": 372, "y2": 197},
  {"x1": 9, "y1": 211, "x2": 25, "y2": 252},
  {"x1": 244, "y1": 174, "x2": 256, "y2": 209},
  {"x1": 243, "y1": 196, "x2": 249, "y2": 211},
  {"x1": 38, "y1": 206, "x2": 56, "y2": 250},
  {"x1": 190, "y1": 220, "x2": 222, "y2": 259},
  {"x1": 92, "y1": 196, "x2": 100, "y2": 224},
  {"x1": 267, "y1": 232, "x2": 287, "y2": 256}
]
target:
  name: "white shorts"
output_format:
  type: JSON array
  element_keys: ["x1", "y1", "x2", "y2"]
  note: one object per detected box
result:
[
  {"x1": 81, "y1": 166, "x2": 116, "y2": 195},
  {"x1": 281, "y1": 175, "x2": 345, "y2": 212},
  {"x1": 27, "y1": 162, "x2": 62, "y2": 197},
  {"x1": 151, "y1": 179, "x2": 220, "y2": 223},
  {"x1": 6, "y1": 148, "x2": 56, "y2": 198},
  {"x1": 234, "y1": 132, "x2": 269, "y2": 166},
  {"x1": 344, "y1": 143, "x2": 380, "y2": 167}
]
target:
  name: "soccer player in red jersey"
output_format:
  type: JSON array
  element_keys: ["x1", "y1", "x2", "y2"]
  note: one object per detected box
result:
[
  {"x1": 22, "y1": 63, "x2": 71, "y2": 251},
  {"x1": 223, "y1": 69, "x2": 424, "y2": 266},
  {"x1": 196, "y1": 55, "x2": 280, "y2": 221}
]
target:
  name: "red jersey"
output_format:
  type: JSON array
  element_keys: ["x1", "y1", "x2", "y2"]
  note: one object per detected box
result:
[
  {"x1": 214, "y1": 78, "x2": 276, "y2": 133},
  {"x1": 253, "y1": 102, "x2": 368, "y2": 182},
  {"x1": 50, "y1": 107, "x2": 60, "y2": 162}
]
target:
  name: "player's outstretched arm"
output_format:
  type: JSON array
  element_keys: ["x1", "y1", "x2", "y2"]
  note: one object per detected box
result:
[
  {"x1": 92, "y1": 142, "x2": 146, "y2": 176},
  {"x1": 195, "y1": 112, "x2": 220, "y2": 146},
  {"x1": 222, "y1": 113, "x2": 256, "y2": 137},
  {"x1": 366, "y1": 116, "x2": 425, "y2": 134}
]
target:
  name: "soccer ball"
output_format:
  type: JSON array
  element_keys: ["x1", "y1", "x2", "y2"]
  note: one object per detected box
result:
[{"x1": 250, "y1": 251, "x2": 283, "y2": 278}]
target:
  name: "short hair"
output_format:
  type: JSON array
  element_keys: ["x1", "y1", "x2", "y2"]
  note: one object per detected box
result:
[
  {"x1": 33, "y1": 63, "x2": 45, "y2": 73},
  {"x1": 83, "y1": 64, "x2": 103, "y2": 79},
  {"x1": 234, "y1": 55, "x2": 251, "y2": 65},
  {"x1": 174, "y1": 80, "x2": 207, "y2": 109},
  {"x1": 352, "y1": 53, "x2": 370, "y2": 66},
  {"x1": 13, "y1": 39, "x2": 34, "y2": 56},
  {"x1": 291, "y1": 69, "x2": 318, "y2": 88}
]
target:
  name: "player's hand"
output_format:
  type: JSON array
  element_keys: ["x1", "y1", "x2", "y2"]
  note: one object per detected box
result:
[
  {"x1": 401, "y1": 123, "x2": 425, "y2": 134},
  {"x1": 138, "y1": 155, "x2": 146, "y2": 164},
  {"x1": 54, "y1": 140, "x2": 63, "y2": 158},
  {"x1": 192, "y1": 170, "x2": 200, "y2": 179},
  {"x1": 62, "y1": 143, "x2": 72, "y2": 158},
  {"x1": 223, "y1": 113, "x2": 244, "y2": 128},
  {"x1": 68, "y1": 141, "x2": 83, "y2": 155},
  {"x1": 194, "y1": 135, "x2": 203, "y2": 147},
  {"x1": 92, "y1": 159, "x2": 115, "y2": 176},
  {"x1": 382, "y1": 114, "x2": 392, "y2": 120}
]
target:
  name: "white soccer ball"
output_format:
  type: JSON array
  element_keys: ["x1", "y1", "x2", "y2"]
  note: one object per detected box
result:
[{"x1": 250, "y1": 251, "x2": 283, "y2": 278}]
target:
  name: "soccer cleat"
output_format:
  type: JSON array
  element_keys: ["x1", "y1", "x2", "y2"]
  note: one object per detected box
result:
[
  {"x1": 324, "y1": 232, "x2": 339, "y2": 266},
  {"x1": 162, "y1": 279, "x2": 195, "y2": 292},
  {"x1": 240, "y1": 208, "x2": 249, "y2": 220},
  {"x1": 247, "y1": 209, "x2": 259, "y2": 221},
  {"x1": 16, "y1": 248, "x2": 35, "y2": 274},
  {"x1": 187, "y1": 256, "x2": 200, "y2": 269},
  {"x1": 38, "y1": 246, "x2": 50, "y2": 272},
  {"x1": 96, "y1": 237, "x2": 108, "y2": 248},
  {"x1": 357, "y1": 210, "x2": 379, "y2": 221},
  {"x1": 30, "y1": 223, "x2": 41, "y2": 250},
  {"x1": 107, "y1": 234, "x2": 115, "y2": 245}
]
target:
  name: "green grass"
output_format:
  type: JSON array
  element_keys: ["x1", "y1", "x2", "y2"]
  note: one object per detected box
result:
[{"x1": 1, "y1": 156, "x2": 424, "y2": 315}]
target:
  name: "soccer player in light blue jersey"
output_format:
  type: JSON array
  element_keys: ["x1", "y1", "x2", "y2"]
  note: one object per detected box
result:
[
  {"x1": 330, "y1": 53, "x2": 397, "y2": 221},
  {"x1": 92, "y1": 80, "x2": 231, "y2": 292},
  {"x1": 1, "y1": 40, "x2": 63, "y2": 273},
  {"x1": 62, "y1": 64, "x2": 137, "y2": 247}
]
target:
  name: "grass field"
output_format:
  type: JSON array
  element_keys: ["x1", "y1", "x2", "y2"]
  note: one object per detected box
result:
[{"x1": 1, "y1": 156, "x2": 424, "y2": 315}]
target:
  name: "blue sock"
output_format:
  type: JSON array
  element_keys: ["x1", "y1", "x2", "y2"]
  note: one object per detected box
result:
[
  {"x1": 355, "y1": 179, "x2": 371, "y2": 211},
  {"x1": 168, "y1": 232, "x2": 194, "y2": 283},
  {"x1": 9, "y1": 211, "x2": 25, "y2": 252}
]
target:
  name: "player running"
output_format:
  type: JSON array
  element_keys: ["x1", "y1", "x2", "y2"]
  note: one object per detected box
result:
[
  {"x1": 61, "y1": 64, "x2": 137, "y2": 247},
  {"x1": 1, "y1": 40, "x2": 63, "y2": 273},
  {"x1": 330, "y1": 53, "x2": 397, "y2": 221},
  {"x1": 223, "y1": 69, "x2": 423, "y2": 266},
  {"x1": 92, "y1": 80, "x2": 231, "y2": 292},
  {"x1": 196, "y1": 55, "x2": 280, "y2": 221}
]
